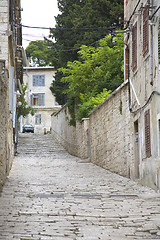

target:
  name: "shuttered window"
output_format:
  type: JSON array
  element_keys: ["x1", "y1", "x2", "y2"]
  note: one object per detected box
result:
[
  {"x1": 143, "y1": 5, "x2": 149, "y2": 56},
  {"x1": 132, "y1": 22, "x2": 137, "y2": 70},
  {"x1": 33, "y1": 75, "x2": 45, "y2": 86},
  {"x1": 145, "y1": 109, "x2": 151, "y2": 158},
  {"x1": 31, "y1": 93, "x2": 45, "y2": 106},
  {"x1": 158, "y1": 23, "x2": 160, "y2": 64}
]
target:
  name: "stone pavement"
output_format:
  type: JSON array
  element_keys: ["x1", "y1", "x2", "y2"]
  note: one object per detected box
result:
[{"x1": 0, "y1": 133, "x2": 160, "y2": 240}]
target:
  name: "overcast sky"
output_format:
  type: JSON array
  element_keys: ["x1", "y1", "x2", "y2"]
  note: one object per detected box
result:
[{"x1": 21, "y1": 0, "x2": 60, "y2": 48}]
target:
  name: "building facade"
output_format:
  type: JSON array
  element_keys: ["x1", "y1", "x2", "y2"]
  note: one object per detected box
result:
[
  {"x1": 22, "y1": 67, "x2": 61, "y2": 134},
  {"x1": 0, "y1": 0, "x2": 23, "y2": 187},
  {"x1": 124, "y1": 0, "x2": 160, "y2": 189}
]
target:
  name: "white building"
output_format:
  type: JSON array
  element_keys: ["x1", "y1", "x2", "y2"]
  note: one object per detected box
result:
[{"x1": 22, "y1": 67, "x2": 61, "y2": 134}]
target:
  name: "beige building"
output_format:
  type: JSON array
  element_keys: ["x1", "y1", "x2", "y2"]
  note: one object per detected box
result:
[
  {"x1": 22, "y1": 67, "x2": 61, "y2": 134},
  {"x1": 124, "y1": 0, "x2": 160, "y2": 189}
]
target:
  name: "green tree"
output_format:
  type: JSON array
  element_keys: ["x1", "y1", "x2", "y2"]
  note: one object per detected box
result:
[
  {"x1": 25, "y1": 40, "x2": 52, "y2": 66},
  {"x1": 59, "y1": 32, "x2": 124, "y2": 121},
  {"x1": 76, "y1": 89, "x2": 112, "y2": 120},
  {"x1": 17, "y1": 84, "x2": 35, "y2": 118},
  {"x1": 49, "y1": 0, "x2": 124, "y2": 104}
]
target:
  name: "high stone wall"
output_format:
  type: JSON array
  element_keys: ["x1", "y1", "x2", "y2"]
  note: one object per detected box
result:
[
  {"x1": 89, "y1": 81, "x2": 133, "y2": 177},
  {"x1": 51, "y1": 81, "x2": 134, "y2": 178}
]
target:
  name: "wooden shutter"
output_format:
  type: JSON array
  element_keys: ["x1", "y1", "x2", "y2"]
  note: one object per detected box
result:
[
  {"x1": 158, "y1": 23, "x2": 160, "y2": 64},
  {"x1": 145, "y1": 109, "x2": 151, "y2": 158},
  {"x1": 143, "y1": 5, "x2": 149, "y2": 55},
  {"x1": 132, "y1": 22, "x2": 137, "y2": 70},
  {"x1": 125, "y1": 47, "x2": 129, "y2": 80}
]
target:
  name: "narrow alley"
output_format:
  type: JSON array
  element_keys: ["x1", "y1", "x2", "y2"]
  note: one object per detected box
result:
[{"x1": 0, "y1": 134, "x2": 160, "y2": 240}]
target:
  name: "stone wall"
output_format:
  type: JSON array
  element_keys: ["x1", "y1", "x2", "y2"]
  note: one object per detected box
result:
[
  {"x1": 51, "y1": 106, "x2": 89, "y2": 159},
  {"x1": 51, "y1": 81, "x2": 134, "y2": 178},
  {"x1": 0, "y1": 61, "x2": 14, "y2": 188},
  {"x1": 89, "y1": 81, "x2": 133, "y2": 178}
]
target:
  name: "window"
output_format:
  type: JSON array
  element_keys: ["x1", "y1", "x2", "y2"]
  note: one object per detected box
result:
[
  {"x1": 33, "y1": 75, "x2": 45, "y2": 86},
  {"x1": 132, "y1": 22, "x2": 137, "y2": 70},
  {"x1": 35, "y1": 114, "x2": 41, "y2": 125},
  {"x1": 31, "y1": 93, "x2": 45, "y2": 106},
  {"x1": 145, "y1": 109, "x2": 151, "y2": 158},
  {"x1": 143, "y1": 5, "x2": 149, "y2": 56}
]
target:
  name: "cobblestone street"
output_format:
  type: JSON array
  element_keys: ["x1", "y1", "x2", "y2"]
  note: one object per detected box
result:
[{"x1": 0, "y1": 133, "x2": 160, "y2": 239}]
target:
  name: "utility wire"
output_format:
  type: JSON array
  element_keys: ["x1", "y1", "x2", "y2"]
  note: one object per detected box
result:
[
  {"x1": 16, "y1": 23, "x2": 119, "y2": 31},
  {"x1": 149, "y1": 5, "x2": 160, "y2": 20},
  {"x1": 131, "y1": 91, "x2": 160, "y2": 114},
  {"x1": 124, "y1": 0, "x2": 141, "y2": 30}
]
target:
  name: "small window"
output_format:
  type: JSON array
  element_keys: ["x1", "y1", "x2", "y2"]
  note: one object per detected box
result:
[
  {"x1": 31, "y1": 93, "x2": 45, "y2": 106},
  {"x1": 35, "y1": 114, "x2": 41, "y2": 125},
  {"x1": 33, "y1": 75, "x2": 45, "y2": 86}
]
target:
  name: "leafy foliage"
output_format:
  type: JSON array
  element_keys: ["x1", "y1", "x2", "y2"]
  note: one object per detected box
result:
[
  {"x1": 59, "y1": 32, "x2": 124, "y2": 121},
  {"x1": 76, "y1": 89, "x2": 112, "y2": 120},
  {"x1": 25, "y1": 40, "x2": 52, "y2": 66},
  {"x1": 17, "y1": 84, "x2": 35, "y2": 118},
  {"x1": 49, "y1": 0, "x2": 124, "y2": 104}
]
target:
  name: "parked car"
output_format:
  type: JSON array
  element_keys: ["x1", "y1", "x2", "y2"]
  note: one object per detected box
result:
[{"x1": 22, "y1": 125, "x2": 34, "y2": 133}]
